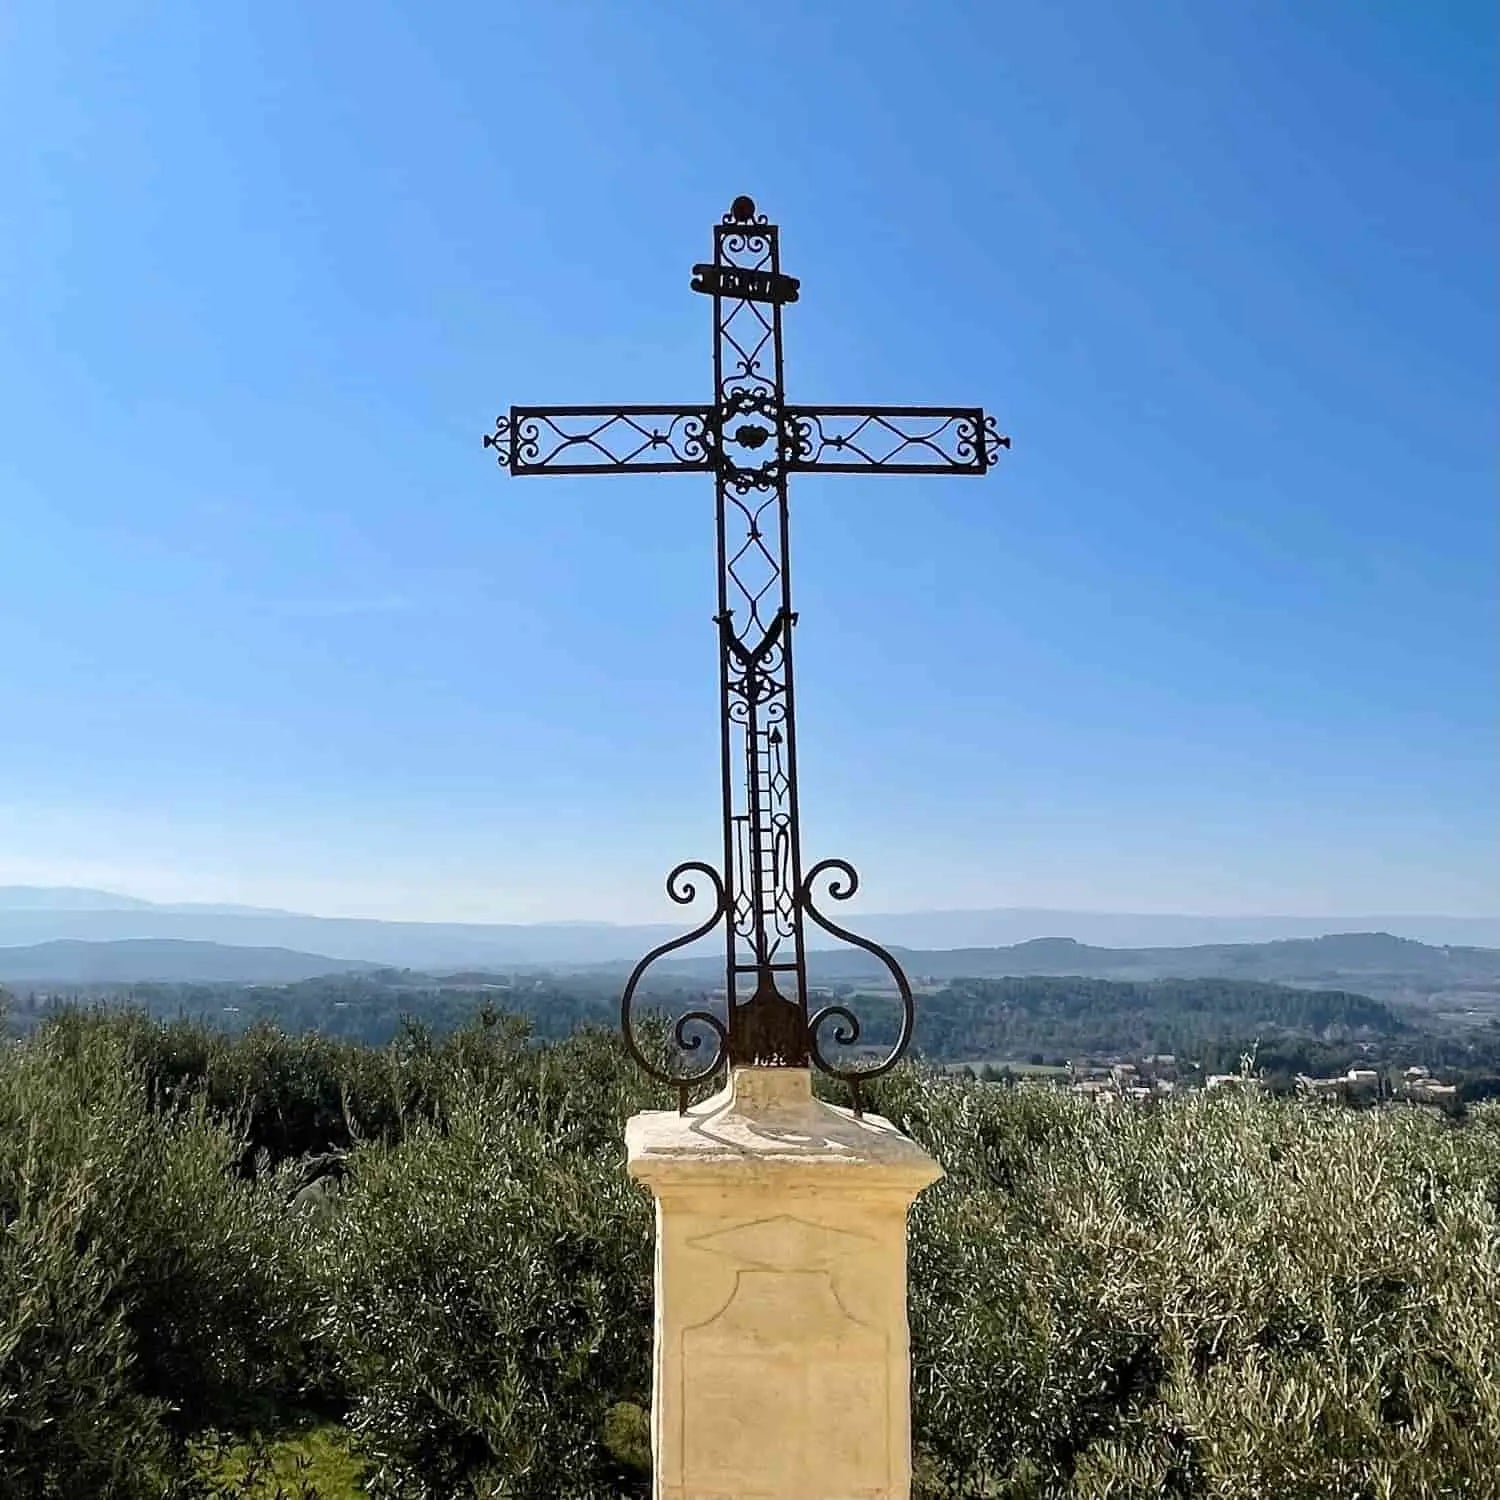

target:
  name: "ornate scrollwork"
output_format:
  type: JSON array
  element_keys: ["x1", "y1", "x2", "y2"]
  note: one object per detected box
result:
[
  {"x1": 721, "y1": 230, "x2": 772, "y2": 257},
  {"x1": 722, "y1": 388, "x2": 777, "y2": 420},
  {"x1": 716, "y1": 387, "x2": 782, "y2": 490},
  {"x1": 954, "y1": 415, "x2": 981, "y2": 466},
  {"x1": 982, "y1": 413, "x2": 1013, "y2": 468},
  {"x1": 800, "y1": 858, "x2": 916, "y2": 1113},
  {"x1": 482, "y1": 414, "x2": 514, "y2": 467},
  {"x1": 722, "y1": 194, "x2": 770, "y2": 228},
  {"x1": 620, "y1": 861, "x2": 731, "y2": 1109},
  {"x1": 723, "y1": 464, "x2": 778, "y2": 495}
]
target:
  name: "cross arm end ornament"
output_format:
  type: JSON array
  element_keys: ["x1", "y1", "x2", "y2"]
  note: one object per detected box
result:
[
  {"x1": 486, "y1": 404, "x2": 716, "y2": 475},
  {"x1": 784, "y1": 405, "x2": 1010, "y2": 475}
]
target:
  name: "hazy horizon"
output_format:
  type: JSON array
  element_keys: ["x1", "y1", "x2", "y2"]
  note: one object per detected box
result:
[{"x1": 0, "y1": 881, "x2": 1492, "y2": 940}]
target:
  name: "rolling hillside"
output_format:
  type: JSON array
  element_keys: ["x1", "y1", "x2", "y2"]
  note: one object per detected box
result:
[
  {"x1": 0, "y1": 886, "x2": 1495, "y2": 970},
  {"x1": 0, "y1": 939, "x2": 377, "y2": 985}
]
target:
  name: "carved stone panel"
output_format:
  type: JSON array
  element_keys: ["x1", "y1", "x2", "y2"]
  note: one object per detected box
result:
[{"x1": 682, "y1": 1268, "x2": 890, "y2": 1498}]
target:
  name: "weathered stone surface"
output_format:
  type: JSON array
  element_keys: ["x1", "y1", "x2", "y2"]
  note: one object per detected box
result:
[{"x1": 627, "y1": 1067, "x2": 941, "y2": 1500}]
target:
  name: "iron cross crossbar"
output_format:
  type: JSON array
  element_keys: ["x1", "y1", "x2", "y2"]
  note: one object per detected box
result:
[{"x1": 485, "y1": 195, "x2": 1007, "y2": 1112}]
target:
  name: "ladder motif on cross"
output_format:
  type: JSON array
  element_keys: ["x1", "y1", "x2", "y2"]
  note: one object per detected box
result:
[{"x1": 486, "y1": 196, "x2": 1007, "y2": 1111}]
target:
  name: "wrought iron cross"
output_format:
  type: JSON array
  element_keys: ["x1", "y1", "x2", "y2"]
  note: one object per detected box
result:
[{"x1": 485, "y1": 196, "x2": 1006, "y2": 1110}]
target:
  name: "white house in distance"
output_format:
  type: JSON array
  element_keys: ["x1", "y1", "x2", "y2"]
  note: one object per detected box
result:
[
  {"x1": 1295, "y1": 1065, "x2": 1462, "y2": 1109},
  {"x1": 1297, "y1": 1067, "x2": 1381, "y2": 1102}
]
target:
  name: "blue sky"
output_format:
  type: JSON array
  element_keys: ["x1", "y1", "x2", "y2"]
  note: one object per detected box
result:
[{"x1": 0, "y1": 1, "x2": 1493, "y2": 922}]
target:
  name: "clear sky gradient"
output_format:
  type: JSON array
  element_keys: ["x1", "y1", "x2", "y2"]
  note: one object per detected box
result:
[{"x1": 0, "y1": 2, "x2": 1494, "y2": 922}]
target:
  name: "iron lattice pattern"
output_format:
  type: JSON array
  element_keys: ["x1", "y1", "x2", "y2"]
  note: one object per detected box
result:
[
  {"x1": 785, "y1": 406, "x2": 1008, "y2": 474},
  {"x1": 722, "y1": 490, "x2": 785, "y2": 632},
  {"x1": 713, "y1": 219, "x2": 779, "y2": 403},
  {"x1": 486, "y1": 404, "x2": 1009, "y2": 480},
  {"x1": 710, "y1": 217, "x2": 799, "y2": 1000},
  {"x1": 491, "y1": 407, "x2": 714, "y2": 474}
]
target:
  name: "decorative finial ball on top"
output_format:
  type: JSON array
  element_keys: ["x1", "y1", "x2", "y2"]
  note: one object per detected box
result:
[{"x1": 729, "y1": 195, "x2": 757, "y2": 223}]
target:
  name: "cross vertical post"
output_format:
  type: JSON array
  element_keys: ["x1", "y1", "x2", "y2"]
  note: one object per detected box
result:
[
  {"x1": 485, "y1": 195, "x2": 1007, "y2": 1110},
  {"x1": 707, "y1": 197, "x2": 809, "y2": 1071}
]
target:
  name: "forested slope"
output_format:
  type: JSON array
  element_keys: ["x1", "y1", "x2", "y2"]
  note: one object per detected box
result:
[{"x1": 13, "y1": 969, "x2": 1499, "y2": 1094}]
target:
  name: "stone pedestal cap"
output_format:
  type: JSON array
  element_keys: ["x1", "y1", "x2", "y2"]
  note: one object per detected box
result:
[{"x1": 627, "y1": 1067, "x2": 941, "y2": 1197}]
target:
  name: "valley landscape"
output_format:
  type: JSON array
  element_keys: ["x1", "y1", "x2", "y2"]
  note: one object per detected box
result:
[
  {"x1": 7, "y1": 905, "x2": 1497, "y2": 1500},
  {"x1": 4, "y1": 887, "x2": 1499, "y2": 1104}
]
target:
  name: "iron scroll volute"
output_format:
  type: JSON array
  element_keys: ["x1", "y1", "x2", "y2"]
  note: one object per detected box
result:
[
  {"x1": 800, "y1": 858, "x2": 916, "y2": 1115},
  {"x1": 619, "y1": 861, "x2": 731, "y2": 1111}
]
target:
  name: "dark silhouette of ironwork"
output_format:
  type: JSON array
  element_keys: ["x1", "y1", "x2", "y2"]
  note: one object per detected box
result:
[{"x1": 486, "y1": 196, "x2": 1007, "y2": 1111}]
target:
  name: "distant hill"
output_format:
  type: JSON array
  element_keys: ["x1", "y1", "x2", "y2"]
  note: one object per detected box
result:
[
  {"x1": 0, "y1": 886, "x2": 159, "y2": 911},
  {"x1": 0, "y1": 886, "x2": 1494, "y2": 967},
  {"x1": 911, "y1": 975, "x2": 1414, "y2": 1063},
  {"x1": 0, "y1": 884, "x2": 1495, "y2": 1012},
  {"x1": 0, "y1": 887, "x2": 294, "y2": 917},
  {"x1": 643, "y1": 932, "x2": 1500, "y2": 1009},
  {"x1": 0, "y1": 939, "x2": 377, "y2": 985},
  {"x1": 828, "y1": 908, "x2": 1500, "y2": 951},
  {"x1": 885, "y1": 932, "x2": 1500, "y2": 992}
]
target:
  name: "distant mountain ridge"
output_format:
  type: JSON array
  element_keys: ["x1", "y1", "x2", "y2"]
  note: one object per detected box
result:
[
  {"x1": 0, "y1": 886, "x2": 1495, "y2": 966},
  {"x1": 0, "y1": 939, "x2": 377, "y2": 985},
  {"x1": 905, "y1": 931, "x2": 1500, "y2": 981},
  {"x1": 0, "y1": 928, "x2": 1496, "y2": 1005},
  {"x1": 0, "y1": 887, "x2": 294, "y2": 917},
  {"x1": 0, "y1": 886, "x2": 160, "y2": 911},
  {"x1": 811, "y1": 931, "x2": 1500, "y2": 1001}
]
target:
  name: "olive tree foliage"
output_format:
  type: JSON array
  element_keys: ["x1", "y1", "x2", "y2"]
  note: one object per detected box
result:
[
  {"x1": 877, "y1": 1072, "x2": 1500, "y2": 1498},
  {"x1": 312, "y1": 1031, "x2": 659, "y2": 1500},
  {"x1": 0, "y1": 1016, "x2": 317, "y2": 1499},
  {"x1": 2, "y1": 1003, "x2": 1498, "y2": 1499}
]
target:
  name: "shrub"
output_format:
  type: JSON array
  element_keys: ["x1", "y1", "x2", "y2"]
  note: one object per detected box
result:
[
  {"x1": 900, "y1": 1075, "x2": 1500, "y2": 1497},
  {"x1": 5, "y1": 1007, "x2": 1497, "y2": 1498},
  {"x1": 310, "y1": 1030, "x2": 658, "y2": 1499},
  {"x1": 0, "y1": 1019, "x2": 319, "y2": 1496}
]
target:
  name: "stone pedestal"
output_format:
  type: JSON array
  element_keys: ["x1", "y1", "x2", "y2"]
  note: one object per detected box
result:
[{"x1": 626, "y1": 1067, "x2": 942, "y2": 1500}]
